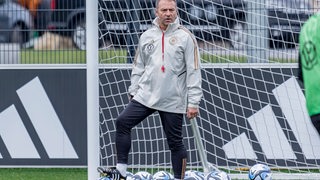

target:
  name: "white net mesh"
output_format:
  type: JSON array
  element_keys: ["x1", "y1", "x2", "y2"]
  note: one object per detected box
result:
[{"x1": 98, "y1": 0, "x2": 320, "y2": 178}]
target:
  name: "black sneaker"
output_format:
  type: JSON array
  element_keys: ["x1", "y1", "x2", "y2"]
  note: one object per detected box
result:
[{"x1": 97, "y1": 167, "x2": 126, "y2": 180}]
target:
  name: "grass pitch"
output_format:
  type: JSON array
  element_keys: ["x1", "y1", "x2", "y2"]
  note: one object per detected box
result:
[
  {"x1": 19, "y1": 49, "x2": 296, "y2": 64},
  {"x1": 0, "y1": 168, "x2": 87, "y2": 180}
]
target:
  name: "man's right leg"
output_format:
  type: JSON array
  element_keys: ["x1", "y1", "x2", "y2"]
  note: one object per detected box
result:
[{"x1": 99, "y1": 100, "x2": 154, "y2": 179}]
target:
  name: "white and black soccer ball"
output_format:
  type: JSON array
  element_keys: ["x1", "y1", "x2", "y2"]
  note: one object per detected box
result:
[
  {"x1": 133, "y1": 171, "x2": 154, "y2": 180},
  {"x1": 97, "y1": 177, "x2": 112, "y2": 180},
  {"x1": 184, "y1": 170, "x2": 205, "y2": 180},
  {"x1": 153, "y1": 171, "x2": 174, "y2": 180},
  {"x1": 248, "y1": 164, "x2": 272, "y2": 180},
  {"x1": 204, "y1": 171, "x2": 231, "y2": 180},
  {"x1": 126, "y1": 171, "x2": 135, "y2": 180}
]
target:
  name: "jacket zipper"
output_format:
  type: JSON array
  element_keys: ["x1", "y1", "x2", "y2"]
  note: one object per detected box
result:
[{"x1": 161, "y1": 32, "x2": 165, "y2": 72}]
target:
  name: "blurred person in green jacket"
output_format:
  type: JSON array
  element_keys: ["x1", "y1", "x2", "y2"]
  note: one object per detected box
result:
[{"x1": 298, "y1": 13, "x2": 320, "y2": 135}]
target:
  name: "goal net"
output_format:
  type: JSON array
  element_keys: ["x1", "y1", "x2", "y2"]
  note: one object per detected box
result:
[{"x1": 96, "y1": 0, "x2": 320, "y2": 179}]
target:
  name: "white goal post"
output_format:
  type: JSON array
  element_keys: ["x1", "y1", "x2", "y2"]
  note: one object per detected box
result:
[
  {"x1": 86, "y1": 0, "x2": 99, "y2": 179},
  {"x1": 87, "y1": 0, "x2": 320, "y2": 179}
]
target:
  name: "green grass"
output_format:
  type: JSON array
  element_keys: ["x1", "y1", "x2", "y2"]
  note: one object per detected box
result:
[
  {"x1": 0, "y1": 168, "x2": 87, "y2": 180},
  {"x1": 201, "y1": 53, "x2": 248, "y2": 63},
  {"x1": 20, "y1": 50, "x2": 87, "y2": 64},
  {"x1": 20, "y1": 49, "x2": 127, "y2": 64},
  {"x1": 201, "y1": 53, "x2": 297, "y2": 63},
  {"x1": 19, "y1": 49, "x2": 297, "y2": 64}
]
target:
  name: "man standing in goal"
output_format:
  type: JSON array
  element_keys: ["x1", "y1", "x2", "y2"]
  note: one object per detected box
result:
[{"x1": 98, "y1": 0, "x2": 203, "y2": 179}]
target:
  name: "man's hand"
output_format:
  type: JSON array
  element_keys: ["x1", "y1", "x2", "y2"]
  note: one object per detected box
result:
[{"x1": 187, "y1": 107, "x2": 199, "y2": 119}]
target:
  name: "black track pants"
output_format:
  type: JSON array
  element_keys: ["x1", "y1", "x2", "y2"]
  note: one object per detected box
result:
[{"x1": 115, "y1": 100, "x2": 187, "y2": 179}]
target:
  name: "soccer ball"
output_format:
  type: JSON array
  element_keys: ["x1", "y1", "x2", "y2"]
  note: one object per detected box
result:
[
  {"x1": 133, "y1": 171, "x2": 154, "y2": 180},
  {"x1": 184, "y1": 170, "x2": 204, "y2": 180},
  {"x1": 97, "y1": 177, "x2": 112, "y2": 180},
  {"x1": 126, "y1": 171, "x2": 135, "y2": 180},
  {"x1": 153, "y1": 171, "x2": 174, "y2": 180},
  {"x1": 204, "y1": 171, "x2": 231, "y2": 180},
  {"x1": 248, "y1": 164, "x2": 272, "y2": 180}
]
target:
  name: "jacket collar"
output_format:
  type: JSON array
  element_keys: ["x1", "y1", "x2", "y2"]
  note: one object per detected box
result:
[{"x1": 153, "y1": 17, "x2": 180, "y2": 32}]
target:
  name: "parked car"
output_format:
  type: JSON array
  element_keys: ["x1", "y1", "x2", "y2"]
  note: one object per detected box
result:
[
  {"x1": 268, "y1": 0, "x2": 312, "y2": 48},
  {"x1": 228, "y1": 0, "x2": 312, "y2": 49},
  {"x1": 47, "y1": 0, "x2": 312, "y2": 50},
  {"x1": 47, "y1": 0, "x2": 86, "y2": 49},
  {"x1": 13, "y1": 0, "x2": 51, "y2": 36},
  {"x1": 0, "y1": 0, "x2": 34, "y2": 46},
  {"x1": 34, "y1": 0, "x2": 51, "y2": 36}
]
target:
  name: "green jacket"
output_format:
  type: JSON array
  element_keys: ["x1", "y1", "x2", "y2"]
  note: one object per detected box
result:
[{"x1": 299, "y1": 14, "x2": 320, "y2": 116}]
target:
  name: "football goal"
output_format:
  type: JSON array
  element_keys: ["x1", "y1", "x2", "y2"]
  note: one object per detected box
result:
[{"x1": 87, "y1": 0, "x2": 320, "y2": 179}]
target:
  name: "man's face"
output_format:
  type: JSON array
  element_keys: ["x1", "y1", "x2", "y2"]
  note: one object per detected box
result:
[{"x1": 156, "y1": 0, "x2": 177, "y2": 30}]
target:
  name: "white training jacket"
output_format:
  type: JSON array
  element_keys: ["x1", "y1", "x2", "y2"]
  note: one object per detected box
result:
[{"x1": 128, "y1": 17, "x2": 203, "y2": 114}]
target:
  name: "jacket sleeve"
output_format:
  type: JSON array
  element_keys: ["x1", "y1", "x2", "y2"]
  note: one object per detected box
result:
[
  {"x1": 184, "y1": 34, "x2": 203, "y2": 108},
  {"x1": 128, "y1": 45, "x2": 145, "y2": 96}
]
